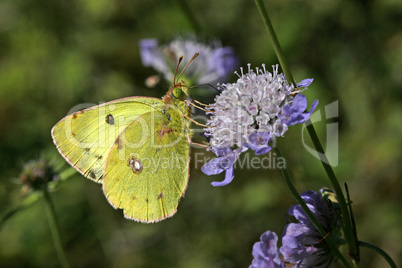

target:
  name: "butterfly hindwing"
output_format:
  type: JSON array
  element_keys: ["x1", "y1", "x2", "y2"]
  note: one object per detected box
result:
[
  {"x1": 103, "y1": 106, "x2": 190, "y2": 222},
  {"x1": 51, "y1": 97, "x2": 164, "y2": 183}
]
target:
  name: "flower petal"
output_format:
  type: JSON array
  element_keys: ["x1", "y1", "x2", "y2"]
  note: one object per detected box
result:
[
  {"x1": 250, "y1": 231, "x2": 284, "y2": 268},
  {"x1": 292, "y1": 94, "x2": 308, "y2": 113},
  {"x1": 201, "y1": 158, "x2": 225, "y2": 175},
  {"x1": 309, "y1": 99, "x2": 319, "y2": 115},
  {"x1": 211, "y1": 166, "x2": 234, "y2": 186},
  {"x1": 297, "y1": 78, "x2": 314, "y2": 88}
]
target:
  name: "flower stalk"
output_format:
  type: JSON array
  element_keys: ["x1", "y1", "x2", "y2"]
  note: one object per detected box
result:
[
  {"x1": 254, "y1": 0, "x2": 294, "y2": 86},
  {"x1": 254, "y1": 0, "x2": 361, "y2": 262},
  {"x1": 43, "y1": 189, "x2": 70, "y2": 268},
  {"x1": 175, "y1": 0, "x2": 202, "y2": 34},
  {"x1": 306, "y1": 121, "x2": 358, "y2": 260},
  {"x1": 359, "y1": 241, "x2": 397, "y2": 268},
  {"x1": 0, "y1": 193, "x2": 40, "y2": 231}
]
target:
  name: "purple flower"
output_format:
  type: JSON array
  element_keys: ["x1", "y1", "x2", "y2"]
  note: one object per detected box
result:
[
  {"x1": 250, "y1": 231, "x2": 285, "y2": 268},
  {"x1": 202, "y1": 64, "x2": 318, "y2": 186},
  {"x1": 244, "y1": 131, "x2": 272, "y2": 155},
  {"x1": 138, "y1": 36, "x2": 238, "y2": 86},
  {"x1": 138, "y1": 39, "x2": 159, "y2": 66},
  {"x1": 279, "y1": 189, "x2": 339, "y2": 267},
  {"x1": 250, "y1": 189, "x2": 340, "y2": 268},
  {"x1": 201, "y1": 147, "x2": 243, "y2": 187},
  {"x1": 211, "y1": 47, "x2": 239, "y2": 77},
  {"x1": 280, "y1": 94, "x2": 318, "y2": 126},
  {"x1": 297, "y1": 78, "x2": 314, "y2": 88}
]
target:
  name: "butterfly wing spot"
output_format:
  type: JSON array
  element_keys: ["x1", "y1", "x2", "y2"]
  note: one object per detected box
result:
[
  {"x1": 128, "y1": 156, "x2": 143, "y2": 174},
  {"x1": 106, "y1": 114, "x2": 115, "y2": 125},
  {"x1": 157, "y1": 192, "x2": 163, "y2": 199},
  {"x1": 72, "y1": 110, "x2": 84, "y2": 119},
  {"x1": 145, "y1": 198, "x2": 149, "y2": 203},
  {"x1": 95, "y1": 155, "x2": 103, "y2": 160},
  {"x1": 87, "y1": 168, "x2": 103, "y2": 182},
  {"x1": 88, "y1": 170, "x2": 96, "y2": 180},
  {"x1": 115, "y1": 137, "x2": 123, "y2": 150}
]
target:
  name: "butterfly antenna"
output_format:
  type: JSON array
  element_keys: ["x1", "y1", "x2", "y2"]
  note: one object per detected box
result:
[
  {"x1": 189, "y1": 83, "x2": 220, "y2": 93},
  {"x1": 174, "y1": 56, "x2": 184, "y2": 86},
  {"x1": 176, "y1": 53, "x2": 199, "y2": 82}
]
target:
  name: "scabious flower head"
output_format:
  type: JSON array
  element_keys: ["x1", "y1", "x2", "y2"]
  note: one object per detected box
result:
[
  {"x1": 19, "y1": 158, "x2": 59, "y2": 192},
  {"x1": 250, "y1": 231, "x2": 285, "y2": 268},
  {"x1": 139, "y1": 36, "x2": 238, "y2": 86},
  {"x1": 279, "y1": 189, "x2": 340, "y2": 267},
  {"x1": 202, "y1": 64, "x2": 317, "y2": 186},
  {"x1": 249, "y1": 189, "x2": 341, "y2": 268}
]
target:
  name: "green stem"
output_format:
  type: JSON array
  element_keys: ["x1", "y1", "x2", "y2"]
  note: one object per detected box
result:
[
  {"x1": 345, "y1": 183, "x2": 360, "y2": 262},
  {"x1": 175, "y1": 0, "x2": 202, "y2": 34},
  {"x1": 274, "y1": 147, "x2": 351, "y2": 268},
  {"x1": 306, "y1": 121, "x2": 358, "y2": 259},
  {"x1": 254, "y1": 0, "x2": 295, "y2": 85},
  {"x1": 43, "y1": 189, "x2": 70, "y2": 268},
  {"x1": 0, "y1": 193, "x2": 39, "y2": 231},
  {"x1": 359, "y1": 241, "x2": 397, "y2": 268},
  {"x1": 254, "y1": 0, "x2": 360, "y2": 261}
]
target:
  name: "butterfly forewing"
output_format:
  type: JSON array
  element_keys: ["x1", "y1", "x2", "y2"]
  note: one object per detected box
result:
[{"x1": 51, "y1": 97, "x2": 164, "y2": 183}]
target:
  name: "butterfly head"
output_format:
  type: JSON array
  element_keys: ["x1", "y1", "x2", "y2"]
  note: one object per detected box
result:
[
  {"x1": 163, "y1": 81, "x2": 189, "y2": 105},
  {"x1": 172, "y1": 81, "x2": 189, "y2": 100}
]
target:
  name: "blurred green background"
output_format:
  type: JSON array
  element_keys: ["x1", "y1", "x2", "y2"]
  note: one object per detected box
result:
[{"x1": 0, "y1": 0, "x2": 400, "y2": 267}]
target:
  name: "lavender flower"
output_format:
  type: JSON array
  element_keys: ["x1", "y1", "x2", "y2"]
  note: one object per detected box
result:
[
  {"x1": 202, "y1": 64, "x2": 317, "y2": 186},
  {"x1": 138, "y1": 37, "x2": 238, "y2": 85},
  {"x1": 280, "y1": 189, "x2": 340, "y2": 267},
  {"x1": 249, "y1": 189, "x2": 340, "y2": 268},
  {"x1": 201, "y1": 147, "x2": 245, "y2": 187},
  {"x1": 250, "y1": 231, "x2": 285, "y2": 268}
]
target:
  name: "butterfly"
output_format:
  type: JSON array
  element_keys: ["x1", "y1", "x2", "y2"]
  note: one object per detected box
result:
[{"x1": 51, "y1": 55, "x2": 198, "y2": 223}]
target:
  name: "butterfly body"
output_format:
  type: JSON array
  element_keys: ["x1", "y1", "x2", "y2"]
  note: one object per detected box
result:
[{"x1": 52, "y1": 82, "x2": 192, "y2": 222}]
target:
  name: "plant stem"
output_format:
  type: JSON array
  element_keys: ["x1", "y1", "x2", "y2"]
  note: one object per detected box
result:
[
  {"x1": 359, "y1": 241, "x2": 397, "y2": 268},
  {"x1": 43, "y1": 189, "x2": 70, "y2": 268},
  {"x1": 175, "y1": 0, "x2": 202, "y2": 34},
  {"x1": 254, "y1": 0, "x2": 360, "y2": 261},
  {"x1": 254, "y1": 0, "x2": 295, "y2": 85},
  {"x1": 306, "y1": 121, "x2": 358, "y2": 259},
  {"x1": 274, "y1": 147, "x2": 351, "y2": 268},
  {"x1": 0, "y1": 193, "x2": 39, "y2": 231}
]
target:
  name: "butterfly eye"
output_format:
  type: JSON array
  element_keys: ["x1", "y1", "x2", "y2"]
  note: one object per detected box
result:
[
  {"x1": 173, "y1": 87, "x2": 183, "y2": 99},
  {"x1": 128, "y1": 156, "x2": 143, "y2": 174}
]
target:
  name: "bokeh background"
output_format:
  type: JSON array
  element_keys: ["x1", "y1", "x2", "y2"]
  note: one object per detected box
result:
[{"x1": 0, "y1": 0, "x2": 400, "y2": 267}]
